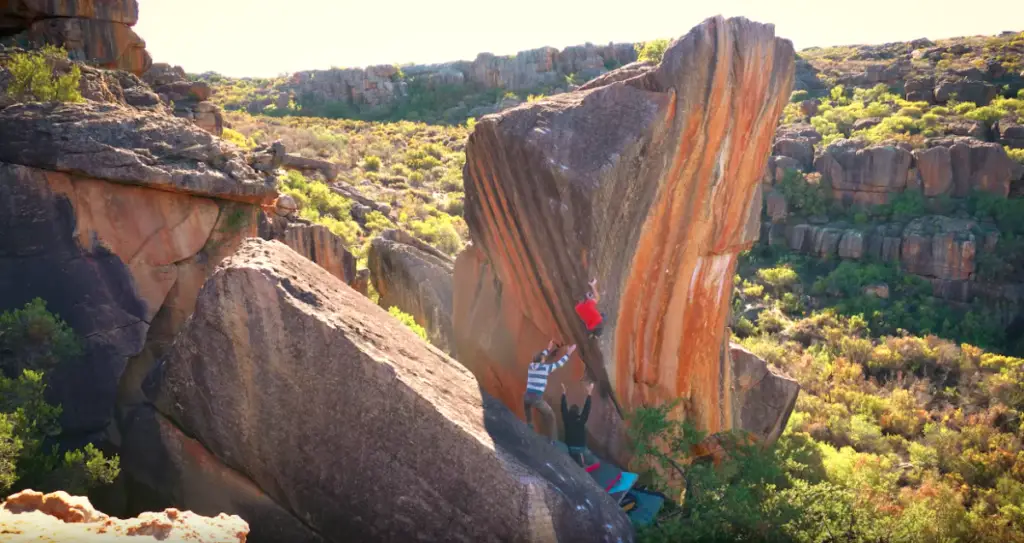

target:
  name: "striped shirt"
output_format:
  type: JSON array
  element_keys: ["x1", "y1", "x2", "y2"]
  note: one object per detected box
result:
[{"x1": 525, "y1": 349, "x2": 571, "y2": 395}]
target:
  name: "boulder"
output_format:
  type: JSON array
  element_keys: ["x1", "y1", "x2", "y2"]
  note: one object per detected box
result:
[
  {"x1": 799, "y1": 98, "x2": 818, "y2": 118},
  {"x1": 0, "y1": 489, "x2": 247, "y2": 542},
  {"x1": 942, "y1": 118, "x2": 989, "y2": 140},
  {"x1": 996, "y1": 117, "x2": 1024, "y2": 149},
  {"x1": 934, "y1": 78, "x2": 998, "y2": 106},
  {"x1": 904, "y1": 77, "x2": 935, "y2": 103},
  {"x1": 453, "y1": 16, "x2": 795, "y2": 461},
  {"x1": 0, "y1": 99, "x2": 271, "y2": 435},
  {"x1": 142, "y1": 63, "x2": 225, "y2": 136},
  {"x1": 257, "y1": 213, "x2": 357, "y2": 287},
  {"x1": 901, "y1": 216, "x2": 977, "y2": 280},
  {"x1": 863, "y1": 284, "x2": 890, "y2": 299},
  {"x1": 281, "y1": 154, "x2": 338, "y2": 180},
  {"x1": 729, "y1": 344, "x2": 800, "y2": 443},
  {"x1": 765, "y1": 189, "x2": 788, "y2": 223},
  {"x1": 121, "y1": 406, "x2": 325, "y2": 543},
  {"x1": 931, "y1": 137, "x2": 1015, "y2": 197},
  {"x1": 0, "y1": 102, "x2": 276, "y2": 203},
  {"x1": 913, "y1": 146, "x2": 953, "y2": 197},
  {"x1": 14, "y1": 16, "x2": 150, "y2": 75},
  {"x1": 773, "y1": 137, "x2": 814, "y2": 170},
  {"x1": 140, "y1": 238, "x2": 633, "y2": 542},
  {"x1": 815, "y1": 140, "x2": 912, "y2": 206},
  {"x1": 867, "y1": 224, "x2": 904, "y2": 262},
  {"x1": 838, "y1": 230, "x2": 866, "y2": 259},
  {"x1": 368, "y1": 230, "x2": 456, "y2": 355}
]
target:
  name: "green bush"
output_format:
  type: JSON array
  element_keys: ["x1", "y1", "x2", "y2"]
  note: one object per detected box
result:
[
  {"x1": 0, "y1": 299, "x2": 119, "y2": 495},
  {"x1": 387, "y1": 306, "x2": 427, "y2": 341},
  {"x1": 635, "y1": 39, "x2": 671, "y2": 63},
  {"x1": 790, "y1": 90, "x2": 810, "y2": 103},
  {"x1": 965, "y1": 105, "x2": 1008, "y2": 125},
  {"x1": 4, "y1": 45, "x2": 83, "y2": 103},
  {"x1": 777, "y1": 169, "x2": 827, "y2": 217}
]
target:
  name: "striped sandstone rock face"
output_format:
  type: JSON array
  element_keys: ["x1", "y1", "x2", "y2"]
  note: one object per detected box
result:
[{"x1": 454, "y1": 16, "x2": 796, "y2": 462}]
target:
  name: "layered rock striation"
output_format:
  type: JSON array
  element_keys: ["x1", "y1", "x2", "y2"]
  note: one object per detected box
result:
[{"x1": 453, "y1": 16, "x2": 797, "y2": 460}]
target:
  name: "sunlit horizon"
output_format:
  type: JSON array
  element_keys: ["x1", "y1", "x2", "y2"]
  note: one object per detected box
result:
[{"x1": 135, "y1": 0, "x2": 1024, "y2": 77}]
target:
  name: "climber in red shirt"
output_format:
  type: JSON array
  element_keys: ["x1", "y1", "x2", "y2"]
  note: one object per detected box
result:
[{"x1": 574, "y1": 278, "x2": 605, "y2": 338}]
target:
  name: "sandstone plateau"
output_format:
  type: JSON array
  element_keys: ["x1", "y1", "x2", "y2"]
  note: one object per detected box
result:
[
  {"x1": 125, "y1": 238, "x2": 633, "y2": 543},
  {"x1": 0, "y1": 490, "x2": 248, "y2": 542},
  {"x1": 453, "y1": 16, "x2": 799, "y2": 461}
]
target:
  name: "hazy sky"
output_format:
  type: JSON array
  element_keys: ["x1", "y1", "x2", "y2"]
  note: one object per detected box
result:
[{"x1": 135, "y1": 0, "x2": 1024, "y2": 77}]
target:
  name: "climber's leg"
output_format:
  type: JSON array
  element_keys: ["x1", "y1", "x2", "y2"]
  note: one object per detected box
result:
[
  {"x1": 524, "y1": 395, "x2": 535, "y2": 429},
  {"x1": 535, "y1": 398, "x2": 556, "y2": 441}
]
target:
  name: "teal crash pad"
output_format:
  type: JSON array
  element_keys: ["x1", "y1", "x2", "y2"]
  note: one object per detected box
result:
[{"x1": 625, "y1": 488, "x2": 666, "y2": 527}]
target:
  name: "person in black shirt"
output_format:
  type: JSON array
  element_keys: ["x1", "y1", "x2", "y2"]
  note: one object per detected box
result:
[{"x1": 561, "y1": 381, "x2": 594, "y2": 466}]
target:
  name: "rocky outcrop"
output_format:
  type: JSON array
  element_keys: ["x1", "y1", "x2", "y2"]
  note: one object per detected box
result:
[
  {"x1": 128, "y1": 238, "x2": 633, "y2": 543},
  {"x1": 280, "y1": 154, "x2": 338, "y2": 180},
  {"x1": 997, "y1": 117, "x2": 1024, "y2": 149},
  {"x1": 282, "y1": 42, "x2": 637, "y2": 110},
  {"x1": 142, "y1": 63, "x2": 224, "y2": 136},
  {"x1": 930, "y1": 137, "x2": 1016, "y2": 198},
  {"x1": 0, "y1": 102, "x2": 275, "y2": 203},
  {"x1": 901, "y1": 216, "x2": 978, "y2": 281},
  {"x1": 257, "y1": 208, "x2": 358, "y2": 288},
  {"x1": 815, "y1": 139, "x2": 913, "y2": 206},
  {"x1": 729, "y1": 344, "x2": 800, "y2": 444},
  {"x1": 0, "y1": 0, "x2": 151, "y2": 75},
  {"x1": 0, "y1": 98, "x2": 275, "y2": 437},
  {"x1": 0, "y1": 489, "x2": 247, "y2": 542},
  {"x1": 453, "y1": 17, "x2": 795, "y2": 461},
  {"x1": 368, "y1": 229, "x2": 455, "y2": 354}
]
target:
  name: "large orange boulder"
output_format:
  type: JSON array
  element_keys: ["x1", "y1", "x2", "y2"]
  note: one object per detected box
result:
[{"x1": 453, "y1": 16, "x2": 795, "y2": 461}]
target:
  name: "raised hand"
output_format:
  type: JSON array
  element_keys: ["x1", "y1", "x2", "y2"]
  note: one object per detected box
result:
[
  {"x1": 586, "y1": 382, "x2": 595, "y2": 395},
  {"x1": 547, "y1": 339, "x2": 556, "y2": 351},
  {"x1": 561, "y1": 382, "x2": 567, "y2": 394},
  {"x1": 589, "y1": 278, "x2": 598, "y2": 287},
  {"x1": 567, "y1": 344, "x2": 577, "y2": 355}
]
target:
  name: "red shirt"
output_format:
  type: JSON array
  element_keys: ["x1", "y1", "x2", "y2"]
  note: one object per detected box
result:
[{"x1": 575, "y1": 299, "x2": 603, "y2": 330}]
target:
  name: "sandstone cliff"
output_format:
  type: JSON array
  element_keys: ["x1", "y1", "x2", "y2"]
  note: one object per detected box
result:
[
  {"x1": 0, "y1": 0, "x2": 150, "y2": 75},
  {"x1": 125, "y1": 238, "x2": 633, "y2": 543},
  {"x1": 453, "y1": 16, "x2": 796, "y2": 461},
  {"x1": 0, "y1": 489, "x2": 247, "y2": 542}
]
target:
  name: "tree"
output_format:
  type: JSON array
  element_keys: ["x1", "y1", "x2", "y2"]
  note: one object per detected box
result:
[{"x1": 635, "y1": 39, "x2": 671, "y2": 64}]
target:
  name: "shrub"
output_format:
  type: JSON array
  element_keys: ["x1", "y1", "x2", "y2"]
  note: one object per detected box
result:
[
  {"x1": 777, "y1": 169, "x2": 827, "y2": 217},
  {"x1": 0, "y1": 299, "x2": 119, "y2": 495},
  {"x1": 4, "y1": 45, "x2": 83, "y2": 103},
  {"x1": 362, "y1": 155, "x2": 382, "y2": 172},
  {"x1": 953, "y1": 102, "x2": 977, "y2": 115},
  {"x1": 387, "y1": 306, "x2": 427, "y2": 340},
  {"x1": 790, "y1": 90, "x2": 810, "y2": 103},
  {"x1": 635, "y1": 39, "x2": 670, "y2": 63},
  {"x1": 221, "y1": 127, "x2": 254, "y2": 149},
  {"x1": 965, "y1": 105, "x2": 1008, "y2": 125}
]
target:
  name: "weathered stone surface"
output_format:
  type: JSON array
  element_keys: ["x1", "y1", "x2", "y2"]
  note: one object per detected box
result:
[
  {"x1": 773, "y1": 137, "x2": 814, "y2": 170},
  {"x1": 0, "y1": 489, "x2": 247, "y2": 542},
  {"x1": 281, "y1": 154, "x2": 338, "y2": 180},
  {"x1": 121, "y1": 405, "x2": 325, "y2": 543},
  {"x1": 20, "y1": 17, "x2": 150, "y2": 74},
  {"x1": 142, "y1": 63, "x2": 224, "y2": 136},
  {"x1": 901, "y1": 216, "x2": 977, "y2": 280},
  {"x1": 867, "y1": 224, "x2": 904, "y2": 262},
  {"x1": 143, "y1": 238, "x2": 633, "y2": 542},
  {"x1": 914, "y1": 146, "x2": 953, "y2": 197},
  {"x1": 368, "y1": 229, "x2": 455, "y2": 355},
  {"x1": 863, "y1": 283, "x2": 890, "y2": 299},
  {"x1": 257, "y1": 212, "x2": 357, "y2": 286},
  {"x1": 453, "y1": 17, "x2": 795, "y2": 461},
  {"x1": 934, "y1": 77, "x2": 998, "y2": 106},
  {"x1": 904, "y1": 77, "x2": 935, "y2": 103},
  {"x1": 765, "y1": 189, "x2": 788, "y2": 223},
  {"x1": 0, "y1": 102, "x2": 276, "y2": 204},
  {"x1": 1, "y1": 0, "x2": 139, "y2": 24},
  {"x1": 997, "y1": 117, "x2": 1024, "y2": 149},
  {"x1": 0, "y1": 162, "x2": 259, "y2": 435},
  {"x1": 932, "y1": 137, "x2": 1015, "y2": 197},
  {"x1": 811, "y1": 227, "x2": 844, "y2": 258},
  {"x1": 815, "y1": 140, "x2": 912, "y2": 205},
  {"x1": 838, "y1": 229, "x2": 866, "y2": 259},
  {"x1": 729, "y1": 343, "x2": 799, "y2": 443}
]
